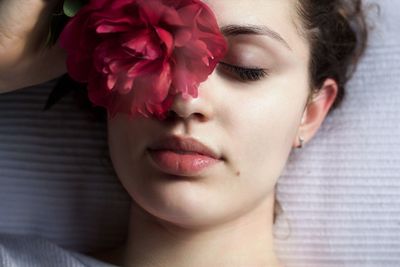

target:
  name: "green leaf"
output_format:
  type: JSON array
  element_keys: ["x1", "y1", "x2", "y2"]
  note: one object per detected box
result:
[{"x1": 63, "y1": 0, "x2": 85, "y2": 17}]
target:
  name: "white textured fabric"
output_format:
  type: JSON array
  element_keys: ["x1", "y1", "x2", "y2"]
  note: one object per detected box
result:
[
  {"x1": 0, "y1": 233, "x2": 117, "y2": 267},
  {"x1": 0, "y1": 80, "x2": 131, "y2": 253},
  {"x1": 274, "y1": 0, "x2": 400, "y2": 266},
  {"x1": 0, "y1": 0, "x2": 399, "y2": 266}
]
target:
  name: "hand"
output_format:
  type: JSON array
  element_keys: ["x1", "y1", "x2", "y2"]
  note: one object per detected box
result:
[{"x1": 0, "y1": 0, "x2": 67, "y2": 93}]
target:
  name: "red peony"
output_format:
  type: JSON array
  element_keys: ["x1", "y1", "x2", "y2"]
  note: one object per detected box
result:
[{"x1": 60, "y1": 0, "x2": 227, "y2": 119}]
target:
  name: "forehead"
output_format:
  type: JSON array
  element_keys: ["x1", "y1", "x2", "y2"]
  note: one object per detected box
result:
[
  {"x1": 204, "y1": 0, "x2": 297, "y2": 23},
  {"x1": 203, "y1": 0, "x2": 308, "y2": 56}
]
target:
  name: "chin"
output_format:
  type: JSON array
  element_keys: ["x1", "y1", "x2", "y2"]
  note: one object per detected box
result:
[{"x1": 128, "y1": 175, "x2": 229, "y2": 229}]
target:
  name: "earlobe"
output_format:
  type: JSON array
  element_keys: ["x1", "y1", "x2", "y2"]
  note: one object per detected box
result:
[{"x1": 293, "y1": 78, "x2": 339, "y2": 148}]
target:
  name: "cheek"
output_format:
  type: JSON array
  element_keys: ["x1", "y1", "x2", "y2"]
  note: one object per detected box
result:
[
  {"x1": 107, "y1": 115, "x2": 153, "y2": 186},
  {"x1": 107, "y1": 117, "x2": 133, "y2": 193},
  {"x1": 222, "y1": 81, "x2": 307, "y2": 187}
]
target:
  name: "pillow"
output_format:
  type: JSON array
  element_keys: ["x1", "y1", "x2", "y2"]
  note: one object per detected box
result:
[
  {"x1": 0, "y1": 80, "x2": 130, "y2": 253},
  {"x1": 274, "y1": 0, "x2": 400, "y2": 266}
]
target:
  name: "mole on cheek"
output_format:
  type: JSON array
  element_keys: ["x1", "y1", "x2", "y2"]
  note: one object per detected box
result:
[{"x1": 236, "y1": 171, "x2": 241, "y2": 176}]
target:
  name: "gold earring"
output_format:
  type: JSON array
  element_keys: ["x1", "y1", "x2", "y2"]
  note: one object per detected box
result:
[{"x1": 298, "y1": 136, "x2": 305, "y2": 149}]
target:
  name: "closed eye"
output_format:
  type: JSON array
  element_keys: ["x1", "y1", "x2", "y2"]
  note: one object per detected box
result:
[{"x1": 218, "y1": 62, "x2": 269, "y2": 82}]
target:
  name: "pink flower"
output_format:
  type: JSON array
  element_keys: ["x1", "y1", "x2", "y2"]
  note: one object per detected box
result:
[{"x1": 60, "y1": 0, "x2": 227, "y2": 119}]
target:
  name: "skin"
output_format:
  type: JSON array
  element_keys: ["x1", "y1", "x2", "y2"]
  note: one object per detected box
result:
[
  {"x1": 0, "y1": 0, "x2": 66, "y2": 92},
  {"x1": 105, "y1": 0, "x2": 338, "y2": 267}
]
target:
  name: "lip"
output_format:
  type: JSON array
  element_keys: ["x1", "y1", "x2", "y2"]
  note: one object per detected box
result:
[{"x1": 147, "y1": 136, "x2": 222, "y2": 177}]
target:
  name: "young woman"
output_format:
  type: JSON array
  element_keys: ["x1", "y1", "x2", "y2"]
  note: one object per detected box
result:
[{"x1": 0, "y1": 0, "x2": 368, "y2": 266}]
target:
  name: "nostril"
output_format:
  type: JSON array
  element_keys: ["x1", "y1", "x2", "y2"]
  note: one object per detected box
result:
[
  {"x1": 164, "y1": 110, "x2": 207, "y2": 123},
  {"x1": 194, "y1": 112, "x2": 208, "y2": 122}
]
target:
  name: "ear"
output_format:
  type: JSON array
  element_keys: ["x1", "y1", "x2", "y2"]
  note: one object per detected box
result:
[{"x1": 293, "y1": 78, "x2": 338, "y2": 148}]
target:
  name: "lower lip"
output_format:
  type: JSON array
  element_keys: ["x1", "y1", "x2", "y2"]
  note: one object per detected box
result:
[{"x1": 147, "y1": 149, "x2": 220, "y2": 176}]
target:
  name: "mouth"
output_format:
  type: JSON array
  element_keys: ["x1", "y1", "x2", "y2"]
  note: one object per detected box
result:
[{"x1": 147, "y1": 136, "x2": 223, "y2": 177}]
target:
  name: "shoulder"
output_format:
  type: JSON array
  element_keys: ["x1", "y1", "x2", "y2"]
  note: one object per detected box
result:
[{"x1": 0, "y1": 233, "x2": 117, "y2": 267}]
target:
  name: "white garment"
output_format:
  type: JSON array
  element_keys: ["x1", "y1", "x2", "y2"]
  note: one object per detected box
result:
[{"x1": 0, "y1": 233, "x2": 117, "y2": 267}]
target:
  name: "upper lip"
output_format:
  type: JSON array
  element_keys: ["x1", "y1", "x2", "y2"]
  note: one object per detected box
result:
[{"x1": 148, "y1": 136, "x2": 221, "y2": 160}]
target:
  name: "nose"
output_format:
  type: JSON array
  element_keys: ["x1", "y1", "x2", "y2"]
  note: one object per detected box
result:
[{"x1": 166, "y1": 89, "x2": 215, "y2": 122}]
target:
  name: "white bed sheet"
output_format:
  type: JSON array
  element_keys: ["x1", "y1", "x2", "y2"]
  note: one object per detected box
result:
[{"x1": 274, "y1": 1, "x2": 400, "y2": 266}]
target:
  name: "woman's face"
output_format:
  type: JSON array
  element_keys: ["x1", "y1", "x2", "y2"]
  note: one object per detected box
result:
[{"x1": 108, "y1": 0, "x2": 310, "y2": 227}]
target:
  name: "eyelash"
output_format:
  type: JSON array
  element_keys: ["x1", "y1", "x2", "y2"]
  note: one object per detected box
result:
[{"x1": 218, "y1": 62, "x2": 269, "y2": 82}]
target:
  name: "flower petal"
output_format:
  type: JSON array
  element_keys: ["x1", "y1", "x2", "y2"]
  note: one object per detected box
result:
[{"x1": 60, "y1": 0, "x2": 227, "y2": 119}]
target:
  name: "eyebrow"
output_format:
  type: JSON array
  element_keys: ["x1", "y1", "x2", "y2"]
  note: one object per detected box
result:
[{"x1": 220, "y1": 24, "x2": 292, "y2": 51}]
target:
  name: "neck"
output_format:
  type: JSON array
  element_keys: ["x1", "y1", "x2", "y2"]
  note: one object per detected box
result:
[{"x1": 117, "y1": 194, "x2": 282, "y2": 267}]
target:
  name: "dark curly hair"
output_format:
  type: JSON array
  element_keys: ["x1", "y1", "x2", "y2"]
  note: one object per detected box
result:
[{"x1": 297, "y1": 0, "x2": 369, "y2": 114}]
